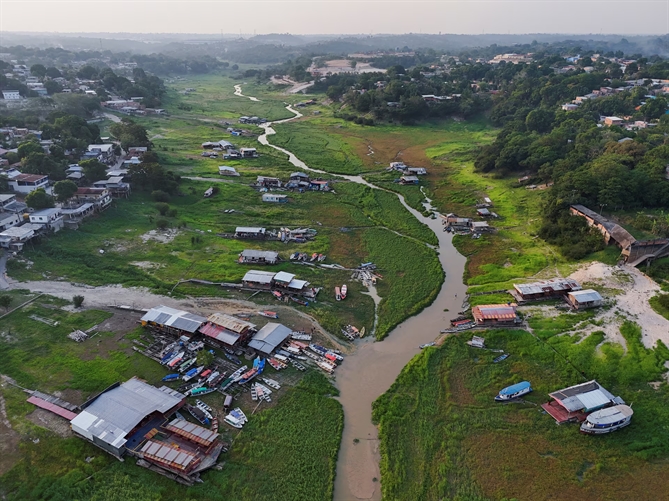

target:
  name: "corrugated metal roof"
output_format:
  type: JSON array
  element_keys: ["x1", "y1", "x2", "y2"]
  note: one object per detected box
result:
[
  {"x1": 274, "y1": 271, "x2": 295, "y2": 283},
  {"x1": 472, "y1": 304, "x2": 517, "y2": 320},
  {"x1": 199, "y1": 323, "x2": 241, "y2": 345},
  {"x1": 514, "y1": 278, "x2": 582, "y2": 296},
  {"x1": 569, "y1": 289, "x2": 603, "y2": 303},
  {"x1": 549, "y1": 380, "x2": 616, "y2": 412},
  {"x1": 27, "y1": 396, "x2": 78, "y2": 420},
  {"x1": 141, "y1": 305, "x2": 206, "y2": 333},
  {"x1": 243, "y1": 270, "x2": 276, "y2": 284},
  {"x1": 241, "y1": 249, "x2": 278, "y2": 260},
  {"x1": 206, "y1": 312, "x2": 255, "y2": 333},
  {"x1": 141, "y1": 440, "x2": 197, "y2": 471},
  {"x1": 248, "y1": 323, "x2": 292, "y2": 355},
  {"x1": 166, "y1": 418, "x2": 218, "y2": 446},
  {"x1": 235, "y1": 227, "x2": 265, "y2": 234},
  {"x1": 287, "y1": 278, "x2": 309, "y2": 290}
]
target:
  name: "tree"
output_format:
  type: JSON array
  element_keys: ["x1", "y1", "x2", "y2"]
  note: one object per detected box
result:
[
  {"x1": 44, "y1": 80, "x2": 63, "y2": 95},
  {"x1": 156, "y1": 218, "x2": 169, "y2": 230},
  {"x1": 0, "y1": 295, "x2": 12, "y2": 312},
  {"x1": 30, "y1": 64, "x2": 46, "y2": 78},
  {"x1": 17, "y1": 141, "x2": 43, "y2": 160},
  {"x1": 80, "y1": 159, "x2": 108, "y2": 182},
  {"x1": 45, "y1": 67, "x2": 62, "y2": 79},
  {"x1": 53, "y1": 180, "x2": 78, "y2": 202},
  {"x1": 22, "y1": 152, "x2": 66, "y2": 180},
  {"x1": 155, "y1": 202, "x2": 169, "y2": 215},
  {"x1": 350, "y1": 60, "x2": 357, "y2": 69},
  {"x1": 109, "y1": 119, "x2": 150, "y2": 150},
  {"x1": 73, "y1": 295, "x2": 85, "y2": 308},
  {"x1": 197, "y1": 350, "x2": 214, "y2": 367},
  {"x1": 77, "y1": 65, "x2": 98, "y2": 79},
  {"x1": 25, "y1": 189, "x2": 55, "y2": 210},
  {"x1": 151, "y1": 190, "x2": 170, "y2": 203}
]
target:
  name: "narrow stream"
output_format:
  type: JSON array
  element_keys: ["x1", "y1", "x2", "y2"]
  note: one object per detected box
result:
[{"x1": 253, "y1": 93, "x2": 468, "y2": 500}]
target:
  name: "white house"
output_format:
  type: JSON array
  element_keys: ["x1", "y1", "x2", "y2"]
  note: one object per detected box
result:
[
  {"x1": 8, "y1": 173, "x2": 49, "y2": 194},
  {"x1": 218, "y1": 166, "x2": 239, "y2": 176},
  {"x1": 262, "y1": 193, "x2": 288, "y2": 203},
  {"x1": 2, "y1": 90, "x2": 21, "y2": 100},
  {"x1": 29, "y1": 208, "x2": 64, "y2": 232},
  {"x1": 0, "y1": 225, "x2": 35, "y2": 251},
  {"x1": 0, "y1": 212, "x2": 21, "y2": 232}
]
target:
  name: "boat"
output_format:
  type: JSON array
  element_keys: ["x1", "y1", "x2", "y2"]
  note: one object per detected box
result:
[
  {"x1": 224, "y1": 415, "x2": 244, "y2": 429},
  {"x1": 318, "y1": 254, "x2": 326, "y2": 262},
  {"x1": 185, "y1": 404, "x2": 210, "y2": 426},
  {"x1": 272, "y1": 291, "x2": 283, "y2": 300},
  {"x1": 187, "y1": 341, "x2": 204, "y2": 352},
  {"x1": 230, "y1": 407, "x2": 248, "y2": 423},
  {"x1": 309, "y1": 344, "x2": 327, "y2": 356},
  {"x1": 419, "y1": 342, "x2": 436, "y2": 349},
  {"x1": 317, "y1": 360, "x2": 336, "y2": 374},
  {"x1": 189, "y1": 386, "x2": 216, "y2": 396},
  {"x1": 325, "y1": 351, "x2": 343, "y2": 362},
  {"x1": 224, "y1": 352, "x2": 242, "y2": 365},
  {"x1": 268, "y1": 358, "x2": 286, "y2": 370},
  {"x1": 162, "y1": 373, "x2": 180, "y2": 382},
  {"x1": 494, "y1": 381, "x2": 532, "y2": 401},
  {"x1": 160, "y1": 342, "x2": 177, "y2": 358},
  {"x1": 258, "y1": 311, "x2": 278, "y2": 319},
  {"x1": 290, "y1": 252, "x2": 299, "y2": 260},
  {"x1": 335, "y1": 287, "x2": 341, "y2": 301},
  {"x1": 206, "y1": 371, "x2": 220, "y2": 384},
  {"x1": 183, "y1": 366, "x2": 204, "y2": 382},
  {"x1": 200, "y1": 369, "x2": 212, "y2": 379},
  {"x1": 262, "y1": 378, "x2": 281, "y2": 390},
  {"x1": 291, "y1": 332, "x2": 312, "y2": 341},
  {"x1": 341, "y1": 284, "x2": 347, "y2": 299},
  {"x1": 289, "y1": 296, "x2": 309, "y2": 306},
  {"x1": 310, "y1": 253, "x2": 318, "y2": 262},
  {"x1": 220, "y1": 366, "x2": 248, "y2": 391},
  {"x1": 238, "y1": 368, "x2": 258, "y2": 384},
  {"x1": 359, "y1": 327, "x2": 366, "y2": 338},
  {"x1": 251, "y1": 384, "x2": 258, "y2": 401},
  {"x1": 290, "y1": 360, "x2": 306, "y2": 371},
  {"x1": 178, "y1": 358, "x2": 196, "y2": 373},
  {"x1": 580, "y1": 404, "x2": 633, "y2": 434},
  {"x1": 493, "y1": 354, "x2": 510, "y2": 363},
  {"x1": 196, "y1": 399, "x2": 214, "y2": 414},
  {"x1": 167, "y1": 352, "x2": 185, "y2": 368}
]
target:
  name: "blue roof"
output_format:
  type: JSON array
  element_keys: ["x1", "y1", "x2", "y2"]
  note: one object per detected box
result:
[{"x1": 499, "y1": 381, "x2": 531, "y2": 396}]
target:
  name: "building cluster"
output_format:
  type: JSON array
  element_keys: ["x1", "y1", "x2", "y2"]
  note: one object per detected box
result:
[
  {"x1": 253, "y1": 172, "x2": 331, "y2": 202},
  {"x1": 102, "y1": 98, "x2": 166, "y2": 116},
  {"x1": 510, "y1": 277, "x2": 603, "y2": 310},
  {"x1": 201, "y1": 139, "x2": 257, "y2": 160},
  {"x1": 488, "y1": 53, "x2": 534, "y2": 64}
]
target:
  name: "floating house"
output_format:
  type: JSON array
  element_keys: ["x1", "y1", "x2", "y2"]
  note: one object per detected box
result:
[
  {"x1": 141, "y1": 306, "x2": 207, "y2": 339},
  {"x1": 199, "y1": 312, "x2": 256, "y2": 347},
  {"x1": 471, "y1": 304, "x2": 519, "y2": 326},
  {"x1": 541, "y1": 380, "x2": 624, "y2": 424},
  {"x1": 511, "y1": 278, "x2": 582, "y2": 302},
  {"x1": 238, "y1": 249, "x2": 279, "y2": 265},
  {"x1": 256, "y1": 176, "x2": 281, "y2": 188},
  {"x1": 399, "y1": 175, "x2": 419, "y2": 185},
  {"x1": 242, "y1": 270, "x2": 277, "y2": 289},
  {"x1": 567, "y1": 289, "x2": 603, "y2": 309},
  {"x1": 248, "y1": 322, "x2": 292, "y2": 355},
  {"x1": 262, "y1": 193, "x2": 288, "y2": 203}
]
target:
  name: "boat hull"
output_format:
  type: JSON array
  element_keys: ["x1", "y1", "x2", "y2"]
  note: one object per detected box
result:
[
  {"x1": 580, "y1": 418, "x2": 631, "y2": 434},
  {"x1": 494, "y1": 387, "x2": 532, "y2": 401}
]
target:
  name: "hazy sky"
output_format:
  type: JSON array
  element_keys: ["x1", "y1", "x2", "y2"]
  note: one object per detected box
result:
[{"x1": 1, "y1": 0, "x2": 668, "y2": 36}]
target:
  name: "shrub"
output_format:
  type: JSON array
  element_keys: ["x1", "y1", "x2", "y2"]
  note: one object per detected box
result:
[
  {"x1": 156, "y1": 218, "x2": 169, "y2": 230},
  {"x1": 659, "y1": 294, "x2": 669, "y2": 310},
  {"x1": 73, "y1": 295, "x2": 84, "y2": 308},
  {"x1": 155, "y1": 203, "x2": 169, "y2": 215},
  {"x1": 0, "y1": 295, "x2": 12, "y2": 311},
  {"x1": 151, "y1": 190, "x2": 171, "y2": 203},
  {"x1": 167, "y1": 208, "x2": 178, "y2": 218}
]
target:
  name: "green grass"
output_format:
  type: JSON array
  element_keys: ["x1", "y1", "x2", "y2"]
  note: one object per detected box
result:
[
  {"x1": 373, "y1": 322, "x2": 669, "y2": 501},
  {"x1": 0, "y1": 372, "x2": 343, "y2": 501}
]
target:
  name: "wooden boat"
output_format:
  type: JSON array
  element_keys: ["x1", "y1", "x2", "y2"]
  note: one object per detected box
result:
[
  {"x1": 167, "y1": 352, "x2": 185, "y2": 368},
  {"x1": 495, "y1": 381, "x2": 532, "y2": 401},
  {"x1": 324, "y1": 353, "x2": 339, "y2": 363},
  {"x1": 290, "y1": 360, "x2": 306, "y2": 371},
  {"x1": 183, "y1": 366, "x2": 204, "y2": 382},
  {"x1": 290, "y1": 296, "x2": 309, "y2": 306},
  {"x1": 325, "y1": 351, "x2": 343, "y2": 362},
  {"x1": 493, "y1": 354, "x2": 509, "y2": 363},
  {"x1": 262, "y1": 378, "x2": 281, "y2": 390},
  {"x1": 317, "y1": 360, "x2": 336, "y2": 374},
  {"x1": 251, "y1": 384, "x2": 258, "y2": 401},
  {"x1": 272, "y1": 291, "x2": 283, "y2": 300},
  {"x1": 291, "y1": 332, "x2": 312, "y2": 341},
  {"x1": 310, "y1": 253, "x2": 318, "y2": 262},
  {"x1": 341, "y1": 284, "x2": 347, "y2": 299},
  {"x1": 224, "y1": 352, "x2": 242, "y2": 365},
  {"x1": 238, "y1": 368, "x2": 258, "y2": 384},
  {"x1": 230, "y1": 407, "x2": 248, "y2": 423},
  {"x1": 200, "y1": 369, "x2": 212, "y2": 379},
  {"x1": 258, "y1": 311, "x2": 278, "y2": 319},
  {"x1": 419, "y1": 342, "x2": 436, "y2": 349},
  {"x1": 318, "y1": 254, "x2": 326, "y2": 262},
  {"x1": 195, "y1": 400, "x2": 214, "y2": 421},
  {"x1": 224, "y1": 415, "x2": 244, "y2": 429},
  {"x1": 185, "y1": 404, "x2": 210, "y2": 426},
  {"x1": 335, "y1": 287, "x2": 341, "y2": 301},
  {"x1": 189, "y1": 386, "x2": 216, "y2": 396},
  {"x1": 178, "y1": 358, "x2": 196, "y2": 373},
  {"x1": 359, "y1": 326, "x2": 366, "y2": 338},
  {"x1": 309, "y1": 344, "x2": 327, "y2": 356},
  {"x1": 580, "y1": 405, "x2": 633, "y2": 434},
  {"x1": 162, "y1": 373, "x2": 180, "y2": 382}
]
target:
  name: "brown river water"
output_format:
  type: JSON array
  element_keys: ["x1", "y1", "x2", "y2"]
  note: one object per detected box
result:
[{"x1": 256, "y1": 100, "x2": 468, "y2": 500}]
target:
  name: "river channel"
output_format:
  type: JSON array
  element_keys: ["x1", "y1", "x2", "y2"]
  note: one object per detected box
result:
[{"x1": 254, "y1": 97, "x2": 468, "y2": 500}]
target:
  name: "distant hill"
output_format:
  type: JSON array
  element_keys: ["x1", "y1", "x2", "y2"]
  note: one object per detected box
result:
[{"x1": 249, "y1": 34, "x2": 308, "y2": 46}]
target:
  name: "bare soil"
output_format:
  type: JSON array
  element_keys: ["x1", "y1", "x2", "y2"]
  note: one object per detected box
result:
[{"x1": 25, "y1": 408, "x2": 73, "y2": 438}]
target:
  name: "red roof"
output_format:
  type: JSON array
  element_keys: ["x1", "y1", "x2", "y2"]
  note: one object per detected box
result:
[
  {"x1": 76, "y1": 187, "x2": 106, "y2": 195},
  {"x1": 472, "y1": 304, "x2": 517, "y2": 321},
  {"x1": 27, "y1": 396, "x2": 78, "y2": 420},
  {"x1": 14, "y1": 174, "x2": 47, "y2": 182}
]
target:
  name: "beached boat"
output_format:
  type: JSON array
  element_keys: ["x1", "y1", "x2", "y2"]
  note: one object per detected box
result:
[
  {"x1": 262, "y1": 378, "x2": 281, "y2": 390},
  {"x1": 359, "y1": 326, "x2": 366, "y2": 338},
  {"x1": 178, "y1": 358, "x2": 196, "y2": 373},
  {"x1": 162, "y1": 373, "x2": 180, "y2": 382},
  {"x1": 291, "y1": 332, "x2": 312, "y2": 341},
  {"x1": 493, "y1": 354, "x2": 510, "y2": 363},
  {"x1": 495, "y1": 381, "x2": 532, "y2": 401},
  {"x1": 309, "y1": 344, "x2": 327, "y2": 356},
  {"x1": 189, "y1": 386, "x2": 216, "y2": 396},
  {"x1": 317, "y1": 361, "x2": 336, "y2": 374},
  {"x1": 310, "y1": 253, "x2": 318, "y2": 262},
  {"x1": 230, "y1": 407, "x2": 248, "y2": 423},
  {"x1": 251, "y1": 384, "x2": 258, "y2": 401},
  {"x1": 206, "y1": 371, "x2": 220, "y2": 384},
  {"x1": 272, "y1": 291, "x2": 283, "y2": 300},
  {"x1": 160, "y1": 342, "x2": 177, "y2": 358},
  {"x1": 335, "y1": 287, "x2": 341, "y2": 301},
  {"x1": 318, "y1": 254, "x2": 326, "y2": 262},
  {"x1": 341, "y1": 284, "x2": 347, "y2": 299},
  {"x1": 200, "y1": 369, "x2": 212, "y2": 379},
  {"x1": 289, "y1": 296, "x2": 308, "y2": 306},
  {"x1": 419, "y1": 342, "x2": 436, "y2": 349},
  {"x1": 580, "y1": 404, "x2": 633, "y2": 434},
  {"x1": 258, "y1": 311, "x2": 278, "y2": 319},
  {"x1": 290, "y1": 360, "x2": 306, "y2": 371},
  {"x1": 224, "y1": 352, "x2": 242, "y2": 365},
  {"x1": 238, "y1": 368, "x2": 258, "y2": 384},
  {"x1": 185, "y1": 404, "x2": 210, "y2": 426},
  {"x1": 183, "y1": 366, "x2": 204, "y2": 382},
  {"x1": 196, "y1": 399, "x2": 213, "y2": 414},
  {"x1": 224, "y1": 415, "x2": 244, "y2": 429},
  {"x1": 325, "y1": 351, "x2": 343, "y2": 362},
  {"x1": 167, "y1": 352, "x2": 185, "y2": 368},
  {"x1": 220, "y1": 367, "x2": 248, "y2": 391}
]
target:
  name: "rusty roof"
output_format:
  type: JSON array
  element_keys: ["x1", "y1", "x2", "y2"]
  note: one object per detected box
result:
[
  {"x1": 206, "y1": 312, "x2": 256, "y2": 333},
  {"x1": 472, "y1": 304, "x2": 518, "y2": 320}
]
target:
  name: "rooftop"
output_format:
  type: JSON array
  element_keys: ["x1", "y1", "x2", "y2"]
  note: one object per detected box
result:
[
  {"x1": 141, "y1": 305, "x2": 207, "y2": 333},
  {"x1": 274, "y1": 271, "x2": 296, "y2": 283},
  {"x1": 236, "y1": 226, "x2": 265, "y2": 234},
  {"x1": 13, "y1": 173, "x2": 47, "y2": 182},
  {"x1": 569, "y1": 289, "x2": 603, "y2": 302},
  {"x1": 472, "y1": 304, "x2": 517, "y2": 320},
  {"x1": 206, "y1": 312, "x2": 255, "y2": 333},
  {"x1": 514, "y1": 278, "x2": 582, "y2": 296},
  {"x1": 243, "y1": 270, "x2": 276, "y2": 284},
  {"x1": 548, "y1": 380, "x2": 618, "y2": 412},
  {"x1": 240, "y1": 249, "x2": 279, "y2": 260},
  {"x1": 248, "y1": 323, "x2": 292, "y2": 355}
]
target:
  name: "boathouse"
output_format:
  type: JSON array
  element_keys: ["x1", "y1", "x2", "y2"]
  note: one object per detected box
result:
[
  {"x1": 242, "y1": 270, "x2": 276, "y2": 289},
  {"x1": 235, "y1": 226, "x2": 266, "y2": 239},
  {"x1": 248, "y1": 322, "x2": 292, "y2": 355},
  {"x1": 511, "y1": 278, "x2": 582, "y2": 302},
  {"x1": 238, "y1": 249, "x2": 279, "y2": 265},
  {"x1": 198, "y1": 312, "x2": 256, "y2": 347},
  {"x1": 541, "y1": 380, "x2": 623, "y2": 424},
  {"x1": 567, "y1": 289, "x2": 603, "y2": 310},
  {"x1": 471, "y1": 304, "x2": 519, "y2": 326}
]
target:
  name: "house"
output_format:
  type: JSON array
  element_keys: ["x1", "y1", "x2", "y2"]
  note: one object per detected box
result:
[
  {"x1": 2, "y1": 90, "x2": 21, "y2": 100},
  {"x1": 96, "y1": 176, "x2": 130, "y2": 198},
  {"x1": 604, "y1": 116, "x2": 624, "y2": 126},
  {"x1": 477, "y1": 207, "x2": 491, "y2": 217},
  {"x1": 127, "y1": 146, "x2": 148, "y2": 156},
  {"x1": 242, "y1": 270, "x2": 276, "y2": 289},
  {"x1": 0, "y1": 212, "x2": 21, "y2": 232},
  {"x1": 309, "y1": 180, "x2": 330, "y2": 191},
  {"x1": 235, "y1": 226, "x2": 266, "y2": 239},
  {"x1": 569, "y1": 205, "x2": 636, "y2": 251},
  {"x1": 199, "y1": 312, "x2": 256, "y2": 347},
  {"x1": 256, "y1": 176, "x2": 281, "y2": 188},
  {"x1": 140, "y1": 305, "x2": 207, "y2": 338},
  {"x1": 248, "y1": 323, "x2": 292, "y2": 355},
  {"x1": 271, "y1": 271, "x2": 309, "y2": 292},
  {"x1": 389, "y1": 162, "x2": 407, "y2": 171},
  {"x1": 541, "y1": 380, "x2": 624, "y2": 424},
  {"x1": 0, "y1": 225, "x2": 35, "y2": 251},
  {"x1": 60, "y1": 203, "x2": 95, "y2": 228},
  {"x1": 8, "y1": 173, "x2": 49, "y2": 194},
  {"x1": 471, "y1": 304, "x2": 519, "y2": 326},
  {"x1": 70, "y1": 377, "x2": 186, "y2": 459},
  {"x1": 240, "y1": 148, "x2": 258, "y2": 158},
  {"x1": 65, "y1": 165, "x2": 85, "y2": 183},
  {"x1": 121, "y1": 156, "x2": 141, "y2": 167},
  {"x1": 218, "y1": 166, "x2": 239, "y2": 176},
  {"x1": 562, "y1": 103, "x2": 579, "y2": 111},
  {"x1": 262, "y1": 193, "x2": 288, "y2": 203},
  {"x1": 567, "y1": 289, "x2": 603, "y2": 309},
  {"x1": 238, "y1": 249, "x2": 279, "y2": 265},
  {"x1": 290, "y1": 172, "x2": 310, "y2": 182},
  {"x1": 399, "y1": 175, "x2": 419, "y2": 185},
  {"x1": 511, "y1": 278, "x2": 582, "y2": 302},
  {"x1": 73, "y1": 187, "x2": 112, "y2": 211},
  {"x1": 29, "y1": 208, "x2": 64, "y2": 232},
  {"x1": 407, "y1": 167, "x2": 427, "y2": 175},
  {"x1": 0, "y1": 194, "x2": 16, "y2": 209},
  {"x1": 84, "y1": 144, "x2": 115, "y2": 163},
  {"x1": 470, "y1": 221, "x2": 490, "y2": 233}
]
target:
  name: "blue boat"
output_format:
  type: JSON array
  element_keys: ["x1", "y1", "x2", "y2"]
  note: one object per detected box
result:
[
  {"x1": 495, "y1": 381, "x2": 532, "y2": 401},
  {"x1": 184, "y1": 367, "x2": 198, "y2": 378},
  {"x1": 493, "y1": 353, "x2": 509, "y2": 363},
  {"x1": 162, "y1": 373, "x2": 180, "y2": 382}
]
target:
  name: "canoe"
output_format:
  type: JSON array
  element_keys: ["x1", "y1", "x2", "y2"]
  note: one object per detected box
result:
[
  {"x1": 341, "y1": 284, "x2": 347, "y2": 299},
  {"x1": 258, "y1": 311, "x2": 278, "y2": 319},
  {"x1": 335, "y1": 287, "x2": 341, "y2": 301},
  {"x1": 493, "y1": 354, "x2": 510, "y2": 363}
]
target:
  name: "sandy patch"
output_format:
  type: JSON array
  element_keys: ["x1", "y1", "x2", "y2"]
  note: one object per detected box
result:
[
  {"x1": 568, "y1": 262, "x2": 669, "y2": 349},
  {"x1": 130, "y1": 261, "x2": 163, "y2": 270},
  {"x1": 140, "y1": 229, "x2": 180, "y2": 244},
  {"x1": 26, "y1": 408, "x2": 73, "y2": 438}
]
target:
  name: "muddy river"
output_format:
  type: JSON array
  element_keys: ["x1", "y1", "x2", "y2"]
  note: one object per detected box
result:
[{"x1": 256, "y1": 98, "x2": 468, "y2": 500}]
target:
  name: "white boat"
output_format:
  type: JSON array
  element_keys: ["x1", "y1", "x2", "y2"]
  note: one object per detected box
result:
[
  {"x1": 335, "y1": 286, "x2": 341, "y2": 301},
  {"x1": 224, "y1": 415, "x2": 244, "y2": 429},
  {"x1": 231, "y1": 407, "x2": 248, "y2": 423},
  {"x1": 291, "y1": 332, "x2": 312, "y2": 341},
  {"x1": 251, "y1": 384, "x2": 258, "y2": 401},
  {"x1": 263, "y1": 378, "x2": 281, "y2": 390},
  {"x1": 341, "y1": 284, "x2": 347, "y2": 299},
  {"x1": 326, "y1": 351, "x2": 344, "y2": 362},
  {"x1": 419, "y1": 342, "x2": 436, "y2": 349},
  {"x1": 580, "y1": 404, "x2": 633, "y2": 434},
  {"x1": 494, "y1": 381, "x2": 532, "y2": 401}
]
